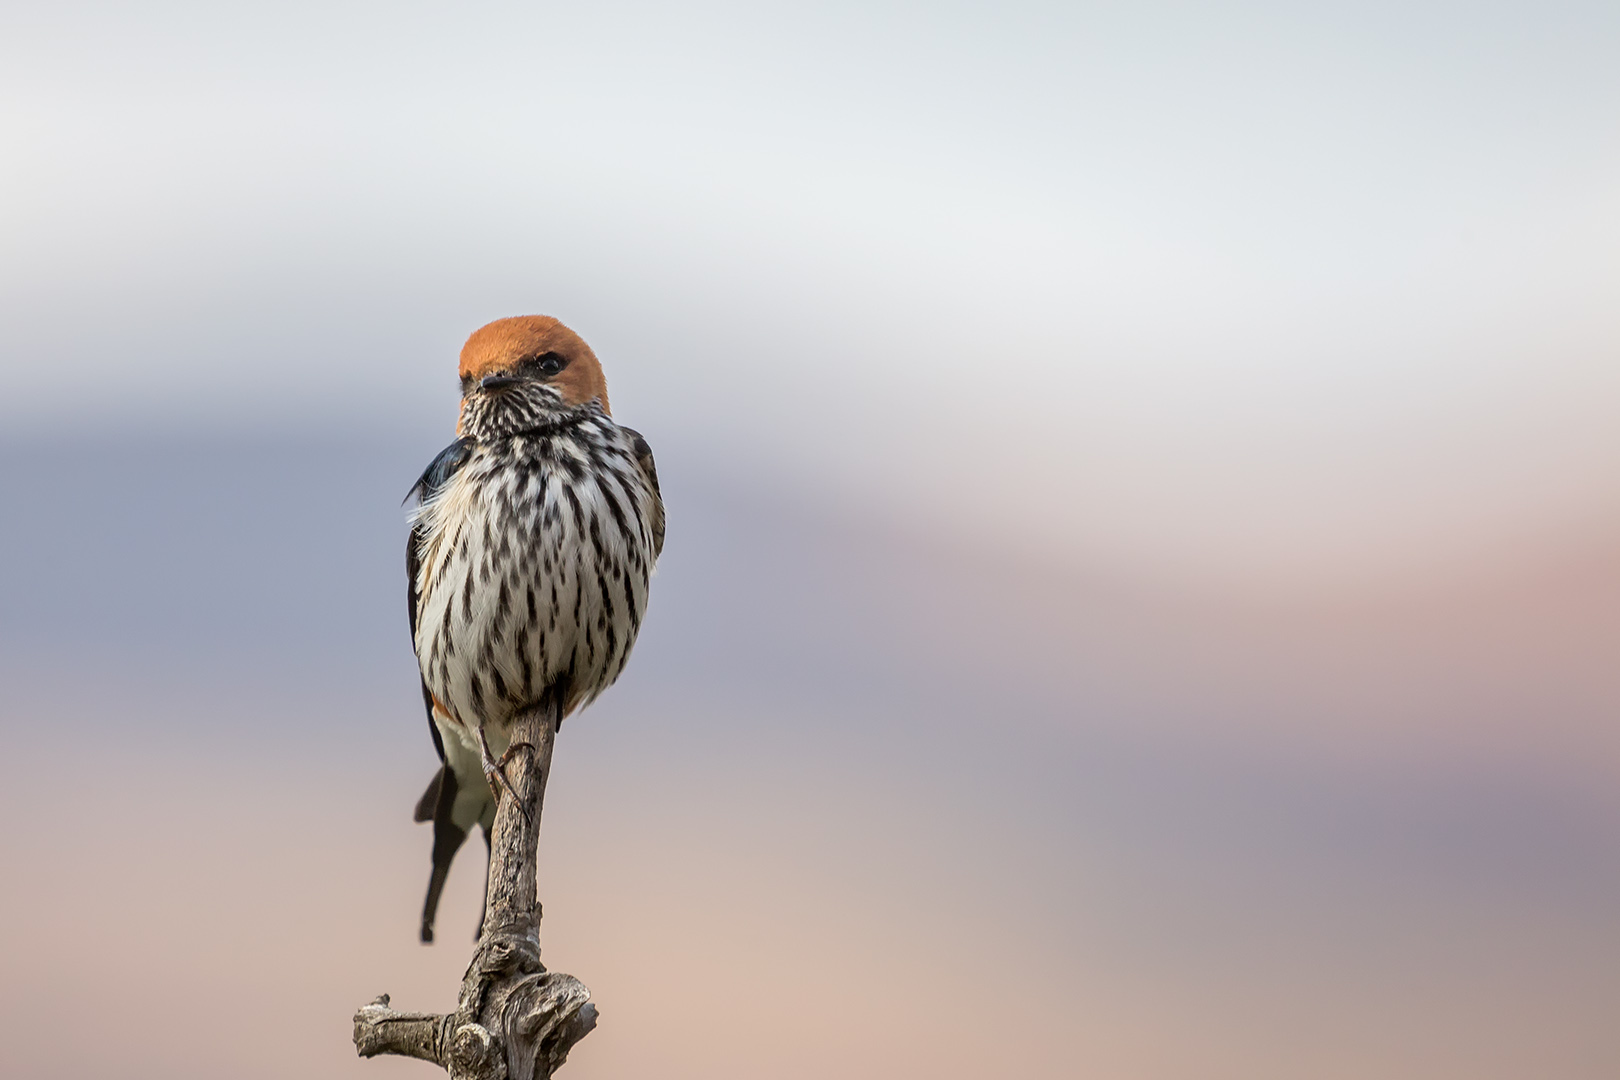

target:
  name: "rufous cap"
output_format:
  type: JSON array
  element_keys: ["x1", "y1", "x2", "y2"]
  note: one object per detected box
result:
[{"x1": 458, "y1": 316, "x2": 610, "y2": 414}]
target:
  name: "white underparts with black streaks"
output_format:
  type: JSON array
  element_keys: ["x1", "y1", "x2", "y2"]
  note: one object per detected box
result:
[{"x1": 411, "y1": 406, "x2": 660, "y2": 763}]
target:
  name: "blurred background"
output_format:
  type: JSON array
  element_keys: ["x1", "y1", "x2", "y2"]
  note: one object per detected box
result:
[{"x1": 2, "y1": 2, "x2": 1617, "y2": 1078}]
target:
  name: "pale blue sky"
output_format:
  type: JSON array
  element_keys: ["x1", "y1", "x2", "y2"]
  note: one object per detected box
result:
[
  {"x1": 1, "y1": 11, "x2": 1616, "y2": 1075},
  {"x1": 3, "y1": 0, "x2": 1616, "y2": 583}
]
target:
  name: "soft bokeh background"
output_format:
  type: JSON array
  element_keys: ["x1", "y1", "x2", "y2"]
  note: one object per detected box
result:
[{"x1": 2, "y1": 3, "x2": 1617, "y2": 1078}]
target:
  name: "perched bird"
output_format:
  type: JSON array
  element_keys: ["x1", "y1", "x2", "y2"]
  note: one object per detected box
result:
[{"x1": 406, "y1": 316, "x2": 664, "y2": 942}]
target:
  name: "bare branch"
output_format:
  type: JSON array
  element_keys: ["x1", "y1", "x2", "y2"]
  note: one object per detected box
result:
[
  {"x1": 353, "y1": 692, "x2": 596, "y2": 1079},
  {"x1": 353, "y1": 995, "x2": 451, "y2": 1064}
]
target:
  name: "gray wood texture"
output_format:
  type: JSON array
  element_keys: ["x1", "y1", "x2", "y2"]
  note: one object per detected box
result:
[{"x1": 353, "y1": 693, "x2": 597, "y2": 1078}]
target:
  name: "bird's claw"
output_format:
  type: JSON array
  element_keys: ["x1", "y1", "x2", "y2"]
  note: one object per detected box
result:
[
  {"x1": 501, "y1": 741, "x2": 536, "y2": 824},
  {"x1": 478, "y1": 725, "x2": 533, "y2": 824}
]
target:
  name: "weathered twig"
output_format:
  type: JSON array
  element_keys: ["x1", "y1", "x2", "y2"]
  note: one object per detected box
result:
[{"x1": 354, "y1": 693, "x2": 598, "y2": 1078}]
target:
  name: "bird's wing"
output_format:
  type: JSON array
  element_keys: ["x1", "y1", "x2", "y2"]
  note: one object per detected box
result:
[
  {"x1": 406, "y1": 437, "x2": 474, "y2": 771},
  {"x1": 406, "y1": 438, "x2": 485, "y2": 941},
  {"x1": 619, "y1": 425, "x2": 665, "y2": 561}
]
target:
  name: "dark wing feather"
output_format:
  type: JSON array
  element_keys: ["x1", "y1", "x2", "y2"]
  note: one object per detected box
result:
[
  {"x1": 405, "y1": 437, "x2": 482, "y2": 941},
  {"x1": 619, "y1": 425, "x2": 665, "y2": 561},
  {"x1": 406, "y1": 437, "x2": 475, "y2": 765}
]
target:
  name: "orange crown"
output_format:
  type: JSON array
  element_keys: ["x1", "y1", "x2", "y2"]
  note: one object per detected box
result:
[{"x1": 458, "y1": 316, "x2": 610, "y2": 414}]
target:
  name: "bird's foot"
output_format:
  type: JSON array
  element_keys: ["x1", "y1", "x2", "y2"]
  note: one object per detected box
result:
[
  {"x1": 500, "y1": 741, "x2": 536, "y2": 768},
  {"x1": 478, "y1": 725, "x2": 533, "y2": 824},
  {"x1": 500, "y1": 741, "x2": 536, "y2": 824}
]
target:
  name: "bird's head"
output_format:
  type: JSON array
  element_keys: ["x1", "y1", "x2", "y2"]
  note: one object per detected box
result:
[{"x1": 456, "y1": 316, "x2": 610, "y2": 438}]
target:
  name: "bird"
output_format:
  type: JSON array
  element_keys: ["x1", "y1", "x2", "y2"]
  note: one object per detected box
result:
[{"x1": 405, "y1": 315, "x2": 664, "y2": 943}]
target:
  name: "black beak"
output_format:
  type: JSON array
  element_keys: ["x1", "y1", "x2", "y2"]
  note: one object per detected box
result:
[{"x1": 480, "y1": 375, "x2": 522, "y2": 391}]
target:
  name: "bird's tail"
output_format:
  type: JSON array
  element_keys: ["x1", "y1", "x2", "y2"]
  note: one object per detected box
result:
[{"x1": 416, "y1": 765, "x2": 470, "y2": 943}]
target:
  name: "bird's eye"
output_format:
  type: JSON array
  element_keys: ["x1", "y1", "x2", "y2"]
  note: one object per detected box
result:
[{"x1": 537, "y1": 352, "x2": 565, "y2": 376}]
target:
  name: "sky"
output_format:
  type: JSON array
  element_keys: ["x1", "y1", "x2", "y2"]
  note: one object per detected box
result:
[
  {"x1": 4, "y1": 0, "x2": 1617, "y2": 584},
  {"x1": 0, "y1": 3, "x2": 1617, "y2": 1078},
  {"x1": 1, "y1": 439, "x2": 1614, "y2": 1080}
]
